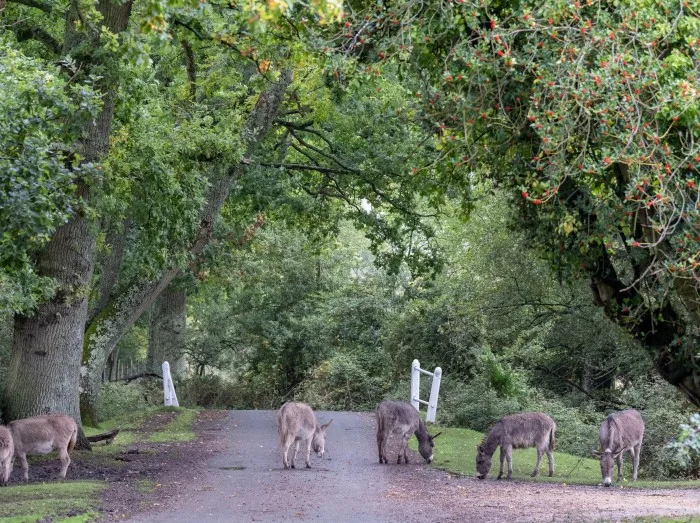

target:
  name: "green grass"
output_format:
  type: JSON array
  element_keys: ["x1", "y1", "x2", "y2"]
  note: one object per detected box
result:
[
  {"x1": 0, "y1": 481, "x2": 103, "y2": 523},
  {"x1": 412, "y1": 426, "x2": 700, "y2": 489},
  {"x1": 83, "y1": 406, "x2": 199, "y2": 448},
  {"x1": 147, "y1": 408, "x2": 199, "y2": 443}
]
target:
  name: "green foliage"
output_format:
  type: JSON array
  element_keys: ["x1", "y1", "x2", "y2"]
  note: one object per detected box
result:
[
  {"x1": 299, "y1": 353, "x2": 391, "y2": 411},
  {"x1": 669, "y1": 414, "x2": 700, "y2": 470},
  {"x1": 96, "y1": 382, "x2": 151, "y2": 423},
  {"x1": 178, "y1": 375, "x2": 240, "y2": 409},
  {"x1": 0, "y1": 42, "x2": 100, "y2": 315}
]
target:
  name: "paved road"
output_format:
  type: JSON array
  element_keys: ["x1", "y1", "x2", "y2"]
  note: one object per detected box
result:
[
  {"x1": 128, "y1": 410, "x2": 700, "y2": 523},
  {"x1": 129, "y1": 410, "x2": 428, "y2": 522}
]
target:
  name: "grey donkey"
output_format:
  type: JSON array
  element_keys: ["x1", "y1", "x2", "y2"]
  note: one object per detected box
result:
[
  {"x1": 8, "y1": 413, "x2": 77, "y2": 482},
  {"x1": 593, "y1": 409, "x2": 644, "y2": 487},
  {"x1": 0, "y1": 426, "x2": 13, "y2": 485},
  {"x1": 376, "y1": 400, "x2": 441, "y2": 465},
  {"x1": 476, "y1": 412, "x2": 556, "y2": 480},
  {"x1": 278, "y1": 402, "x2": 332, "y2": 469}
]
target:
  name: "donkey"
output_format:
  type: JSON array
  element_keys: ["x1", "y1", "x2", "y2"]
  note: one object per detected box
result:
[
  {"x1": 376, "y1": 400, "x2": 441, "y2": 465},
  {"x1": 277, "y1": 402, "x2": 332, "y2": 469},
  {"x1": 0, "y1": 426, "x2": 13, "y2": 486},
  {"x1": 8, "y1": 413, "x2": 77, "y2": 482},
  {"x1": 594, "y1": 409, "x2": 644, "y2": 487},
  {"x1": 476, "y1": 412, "x2": 556, "y2": 480}
]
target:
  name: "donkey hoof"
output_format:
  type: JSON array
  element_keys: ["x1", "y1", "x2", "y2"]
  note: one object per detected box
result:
[
  {"x1": 291, "y1": 464, "x2": 295, "y2": 469},
  {"x1": 306, "y1": 463, "x2": 311, "y2": 469},
  {"x1": 496, "y1": 475, "x2": 502, "y2": 480},
  {"x1": 531, "y1": 471, "x2": 539, "y2": 477}
]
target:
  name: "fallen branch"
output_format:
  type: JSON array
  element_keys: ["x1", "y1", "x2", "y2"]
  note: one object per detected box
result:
[{"x1": 86, "y1": 428, "x2": 120, "y2": 445}]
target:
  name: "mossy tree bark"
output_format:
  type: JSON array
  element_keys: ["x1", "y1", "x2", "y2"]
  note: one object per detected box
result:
[{"x1": 148, "y1": 284, "x2": 187, "y2": 378}]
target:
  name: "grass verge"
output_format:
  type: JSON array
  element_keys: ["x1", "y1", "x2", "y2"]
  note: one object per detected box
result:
[
  {"x1": 147, "y1": 408, "x2": 198, "y2": 443},
  {"x1": 411, "y1": 425, "x2": 700, "y2": 489},
  {"x1": 0, "y1": 481, "x2": 104, "y2": 523}
]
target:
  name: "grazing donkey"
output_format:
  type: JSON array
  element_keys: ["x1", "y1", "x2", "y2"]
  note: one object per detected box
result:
[
  {"x1": 376, "y1": 400, "x2": 441, "y2": 465},
  {"x1": 8, "y1": 413, "x2": 77, "y2": 482},
  {"x1": 476, "y1": 412, "x2": 556, "y2": 480},
  {"x1": 278, "y1": 402, "x2": 332, "y2": 469},
  {"x1": 0, "y1": 426, "x2": 13, "y2": 486},
  {"x1": 594, "y1": 409, "x2": 645, "y2": 487}
]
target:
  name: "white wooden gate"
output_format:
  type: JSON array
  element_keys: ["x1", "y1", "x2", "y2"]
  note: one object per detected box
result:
[{"x1": 410, "y1": 359, "x2": 442, "y2": 423}]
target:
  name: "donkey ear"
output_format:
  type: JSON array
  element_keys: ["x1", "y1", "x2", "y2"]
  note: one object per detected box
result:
[
  {"x1": 321, "y1": 419, "x2": 333, "y2": 431},
  {"x1": 430, "y1": 432, "x2": 442, "y2": 440}
]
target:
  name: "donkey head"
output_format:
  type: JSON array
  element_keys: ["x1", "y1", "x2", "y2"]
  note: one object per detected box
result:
[
  {"x1": 598, "y1": 448, "x2": 622, "y2": 487},
  {"x1": 311, "y1": 419, "x2": 333, "y2": 458},
  {"x1": 475, "y1": 444, "x2": 492, "y2": 480},
  {"x1": 418, "y1": 432, "x2": 442, "y2": 463}
]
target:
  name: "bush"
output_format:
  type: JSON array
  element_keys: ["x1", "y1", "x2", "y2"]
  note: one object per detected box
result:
[
  {"x1": 622, "y1": 376, "x2": 699, "y2": 479},
  {"x1": 178, "y1": 375, "x2": 240, "y2": 409},
  {"x1": 96, "y1": 382, "x2": 152, "y2": 423},
  {"x1": 299, "y1": 353, "x2": 391, "y2": 411}
]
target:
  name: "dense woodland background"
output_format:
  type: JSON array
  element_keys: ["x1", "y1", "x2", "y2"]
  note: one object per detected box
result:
[{"x1": 0, "y1": 0, "x2": 698, "y2": 479}]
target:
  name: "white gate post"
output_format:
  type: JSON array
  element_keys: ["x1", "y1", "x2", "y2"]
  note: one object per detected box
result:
[
  {"x1": 162, "y1": 361, "x2": 179, "y2": 407},
  {"x1": 409, "y1": 359, "x2": 443, "y2": 423},
  {"x1": 411, "y1": 359, "x2": 421, "y2": 411},
  {"x1": 426, "y1": 367, "x2": 442, "y2": 423}
]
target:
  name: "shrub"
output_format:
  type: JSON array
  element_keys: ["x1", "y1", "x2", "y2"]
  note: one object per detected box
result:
[
  {"x1": 178, "y1": 375, "x2": 240, "y2": 409},
  {"x1": 96, "y1": 382, "x2": 152, "y2": 423},
  {"x1": 299, "y1": 353, "x2": 391, "y2": 411}
]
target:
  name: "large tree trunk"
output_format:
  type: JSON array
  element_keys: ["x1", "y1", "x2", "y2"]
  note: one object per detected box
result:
[
  {"x1": 148, "y1": 284, "x2": 187, "y2": 377},
  {"x1": 4, "y1": 1, "x2": 133, "y2": 448},
  {"x1": 80, "y1": 69, "x2": 293, "y2": 422}
]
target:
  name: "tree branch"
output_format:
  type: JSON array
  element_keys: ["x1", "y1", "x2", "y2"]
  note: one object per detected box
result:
[{"x1": 13, "y1": 24, "x2": 62, "y2": 54}]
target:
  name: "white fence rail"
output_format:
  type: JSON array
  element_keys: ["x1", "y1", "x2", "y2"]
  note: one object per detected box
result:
[
  {"x1": 410, "y1": 359, "x2": 442, "y2": 423},
  {"x1": 162, "y1": 361, "x2": 179, "y2": 407}
]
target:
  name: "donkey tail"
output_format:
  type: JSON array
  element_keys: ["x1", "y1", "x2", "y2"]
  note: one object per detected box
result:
[
  {"x1": 548, "y1": 426, "x2": 556, "y2": 452},
  {"x1": 68, "y1": 426, "x2": 78, "y2": 454}
]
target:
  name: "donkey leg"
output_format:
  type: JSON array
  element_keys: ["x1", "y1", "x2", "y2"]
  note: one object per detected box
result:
[
  {"x1": 632, "y1": 443, "x2": 641, "y2": 481},
  {"x1": 378, "y1": 432, "x2": 389, "y2": 464},
  {"x1": 305, "y1": 438, "x2": 313, "y2": 468},
  {"x1": 505, "y1": 446, "x2": 514, "y2": 480},
  {"x1": 546, "y1": 449, "x2": 555, "y2": 477},
  {"x1": 497, "y1": 447, "x2": 505, "y2": 480},
  {"x1": 291, "y1": 440, "x2": 300, "y2": 469},
  {"x1": 282, "y1": 441, "x2": 290, "y2": 469},
  {"x1": 58, "y1": 447, "x2": 71, "y2": 479},
  {"x1": 398, "y1": 434, "x2": 409, "y2": 464},
  {"x1": 18, "y1": 453, "x2": 29, "y2": 482},
  {"x1": 381, "y1": 434, "x2": 389, "y2": 464},
  {"x1": 616, "y1": 452, "x2": 624, "y2": 482},
  {"x1": 531, "y1": 447, "x2": 544, "y2": 477}
]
